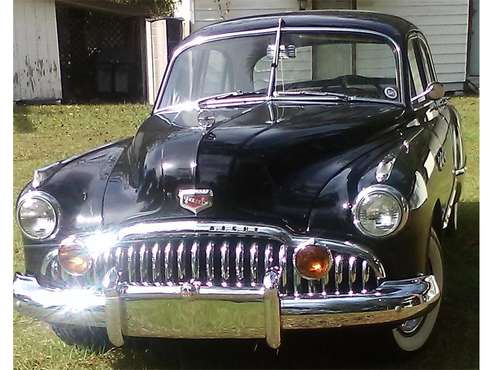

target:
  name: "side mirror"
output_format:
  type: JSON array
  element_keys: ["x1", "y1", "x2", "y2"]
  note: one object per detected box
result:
[
  {"x1": 411, "y1": 82, "x2": 445, "y2": 103},
  {"x1": 425, "y1": 82, "x2": 445, "y2": 100}
]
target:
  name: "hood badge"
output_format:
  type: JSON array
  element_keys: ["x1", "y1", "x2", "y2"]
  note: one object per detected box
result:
[{"x1": 178, "y1": 189, "x2": 214, "y2": 214}]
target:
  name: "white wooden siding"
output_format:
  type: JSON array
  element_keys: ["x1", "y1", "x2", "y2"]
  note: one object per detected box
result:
[
  {"x1": 357, "y1": 0, "x2": 469, "y2": 83},
  {"x1": 192, "y1": 0, "x2": 300, "y2": 31},
  {"x1": 13, "y1": 0, "x2": 62, "y2": 101}
]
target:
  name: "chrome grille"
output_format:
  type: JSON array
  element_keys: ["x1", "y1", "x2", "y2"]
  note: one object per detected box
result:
[{"x1": 42, "y1": 236, "x2": 381, "y2": 296}]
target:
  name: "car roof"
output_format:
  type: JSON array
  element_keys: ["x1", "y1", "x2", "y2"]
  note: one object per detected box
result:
[{"x1": 186, "y1": 10, "x2": 419, "y2": 46}]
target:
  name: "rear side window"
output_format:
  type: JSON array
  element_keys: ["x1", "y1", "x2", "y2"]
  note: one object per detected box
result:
[
  {"x1": 408, "y1": 39, "x2": 425, "y2": 102},
  {"x1": 417, "y1": 38, "x2": 435, "y2": 86}
]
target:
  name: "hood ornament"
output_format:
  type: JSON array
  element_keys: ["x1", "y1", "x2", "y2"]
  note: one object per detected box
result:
[
  {"x1": 197, "y1": 110, "x2": 216, "y2": 132},
  {"x1": 178, "y1": 189, "x2": 214, "y2": 214}
]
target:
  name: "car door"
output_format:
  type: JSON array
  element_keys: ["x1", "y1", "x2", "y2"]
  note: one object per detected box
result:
[{"x1": 407, "y1": 33, "x2": 455, "y2": 227}]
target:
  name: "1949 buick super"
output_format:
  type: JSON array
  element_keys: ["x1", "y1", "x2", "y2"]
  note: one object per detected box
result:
[{"x1": 14, "y1": 11, "x2": 466, "y2": 352}]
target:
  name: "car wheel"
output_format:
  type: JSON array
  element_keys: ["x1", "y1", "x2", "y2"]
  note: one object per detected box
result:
[
  {"x1": 51, "y1": 324, "x2": 112, "y2": 352},
  {"x1": 391, "y1": 228, "x2": 444, "y2": 352}
]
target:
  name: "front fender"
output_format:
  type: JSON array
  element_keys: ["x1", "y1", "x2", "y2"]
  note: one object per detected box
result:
[
  {"x1": 17, "y1": 139, "x2": 131, "y2": 274},
  {"x1": 308, "y1": 125, "x2": 437, "y2": 279}
]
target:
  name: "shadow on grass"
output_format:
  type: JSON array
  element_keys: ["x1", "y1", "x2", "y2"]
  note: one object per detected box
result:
[
  {"x1": 13, "y1": 105, "x2": 35, "y2": 133},
  {"x1": 110, "y1": 202, "x2": 479, "y2": 370}
]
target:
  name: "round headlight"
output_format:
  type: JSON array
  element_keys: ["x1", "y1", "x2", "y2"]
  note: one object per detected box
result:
[
  {"x1": 17, "y1": 192, "x2": 59, "y2": 240},
  {"x1": 353, "y1": 185, "x2": 408, "y2": 238}
]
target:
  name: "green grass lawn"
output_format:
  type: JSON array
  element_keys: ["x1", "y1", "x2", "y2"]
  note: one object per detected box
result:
[{"x1": 13, "y1": 98, "x2": 479, "y2": 369}]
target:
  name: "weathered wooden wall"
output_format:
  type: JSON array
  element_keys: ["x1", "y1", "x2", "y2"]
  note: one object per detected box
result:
[{"x1": 14, "y1": 0, "x2": 62, "y2": 102}]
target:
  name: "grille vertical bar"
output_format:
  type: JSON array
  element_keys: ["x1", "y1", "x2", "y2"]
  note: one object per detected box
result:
[
  {"x1": 220, "y1": 241, "x2": 230, "y2": 286},
  {"x1": 164, "y1": 242, "x2": 173, "y2": 283},
  {"x1": 348, "y1": 256, "x2": 357, "y2": 294},
  {"x1": 151, "y1": 242, "x2": 161, "y2": 283},
  {"x1": 177, "y1": 241, "x2": 186, "y2": 281},
  {"x1": 334, "y1": 255, "x2": 343, "y2": 294},
  {"x1": 235, "y1": 241, "x2": 244, "y2": 286},
  {"x1": 191, "y1": 240, "x2": 199, "y2": 281},
  {"x1": 250, "y1": 242, "x2": 258, "y2": 286},
  {"x1": 206, "y1": 241, "x2": 214, "y2": 285}
]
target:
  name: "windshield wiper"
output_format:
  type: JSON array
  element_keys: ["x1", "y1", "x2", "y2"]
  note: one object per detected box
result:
[
  {"x1": 276, "y1": 91, "x2": 352, "y2": 101},
  {"x1": 197, "y1": 90, "x2": 265, "y2": 106}
]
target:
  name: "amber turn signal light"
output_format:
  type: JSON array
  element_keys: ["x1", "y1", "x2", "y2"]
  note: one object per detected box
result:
[
  {"x1": 58, "y1": 239, "x2": 93, "y2": 276},
  {"x1": 295, "y1": 245, "x2": 332, "y2": 280}
]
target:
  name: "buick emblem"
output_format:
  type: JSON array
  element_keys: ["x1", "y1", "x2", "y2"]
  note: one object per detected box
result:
[{"x1": 178, "y1": 189, "x2": 213, "y2": 214}]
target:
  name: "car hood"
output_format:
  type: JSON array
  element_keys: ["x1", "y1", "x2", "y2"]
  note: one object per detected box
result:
[{"x1": 103, "y1": 101, "x2": 407, "y2": 232}]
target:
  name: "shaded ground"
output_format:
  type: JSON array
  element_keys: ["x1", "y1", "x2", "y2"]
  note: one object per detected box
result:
[{"x1": 13, "y1": 97, "x2": 479, "y2": 370}]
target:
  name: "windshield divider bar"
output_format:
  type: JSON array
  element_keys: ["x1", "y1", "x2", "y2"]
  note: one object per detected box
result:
[{"x1": 267, "y1": 18, "x2": 284, "y2": 97}]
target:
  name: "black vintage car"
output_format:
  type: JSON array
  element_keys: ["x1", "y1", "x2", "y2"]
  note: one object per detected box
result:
[{"x1": 14, "y1": 11, "x2": 466, "y2": 352}]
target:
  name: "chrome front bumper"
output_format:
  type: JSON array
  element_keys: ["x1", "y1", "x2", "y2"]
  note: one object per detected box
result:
[{"x1": 13, "y1": 271, "x2": 440, "y2": 349}]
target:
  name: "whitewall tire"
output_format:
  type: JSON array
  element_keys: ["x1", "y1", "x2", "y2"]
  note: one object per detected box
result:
[{"x1": 391, "y1": 229, "x2": 444, "y2": 352}]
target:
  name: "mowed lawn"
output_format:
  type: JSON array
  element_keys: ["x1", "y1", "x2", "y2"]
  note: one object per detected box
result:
[{"x1": 13, "y1": 98, "x2": 479, "y2": 370}]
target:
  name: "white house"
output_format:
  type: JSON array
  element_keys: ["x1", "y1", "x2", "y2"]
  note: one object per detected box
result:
[
  {"x1": 13, "y1": 0, "x2": 479, "y2": 103},
  {"x1": 178, "y1": 0, "x2": 479, "y2": 91}
]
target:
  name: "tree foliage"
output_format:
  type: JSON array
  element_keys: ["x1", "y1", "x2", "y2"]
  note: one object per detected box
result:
[{"x1": 104, "y1": 0, "x2": 175, "y2": 16}]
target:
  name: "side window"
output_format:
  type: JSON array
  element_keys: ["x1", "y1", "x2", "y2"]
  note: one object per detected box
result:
[
  {"x1": 417, "y1": 38, "x2": 435, "y2": 86},
  {"x1": 201, "y1": 50, "x2": 232, "y2": 96},
  {"x1": 408, "y1": 39, "x2": 425, "y2": 104}
]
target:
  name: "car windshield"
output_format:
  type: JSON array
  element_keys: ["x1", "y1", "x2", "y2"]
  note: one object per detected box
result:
[{"x1": 157, "y1": 30, "x2": 400, "y2": 111}]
